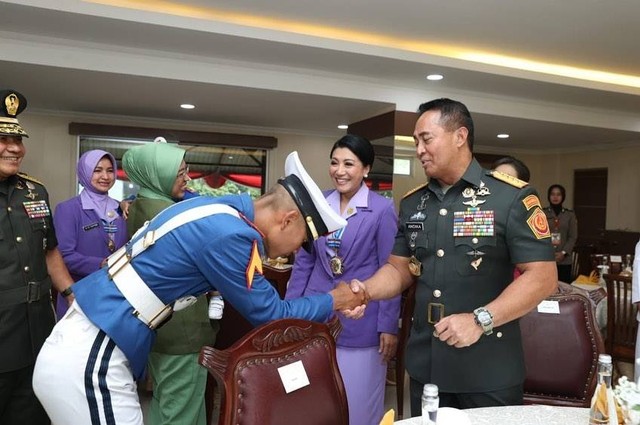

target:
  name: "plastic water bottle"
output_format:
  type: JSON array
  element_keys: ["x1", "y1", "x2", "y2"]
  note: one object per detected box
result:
[
  {"x1": 589, "y1": 354, "x2": 614, "y2": 424},
  {"x1": 421, "y1": 383, "x2": 438, "y2": 425}
]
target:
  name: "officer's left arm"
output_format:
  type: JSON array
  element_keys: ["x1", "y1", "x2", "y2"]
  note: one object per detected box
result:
[{"x1": 45, "y1": 248, "x2": 75, "y2": 301}]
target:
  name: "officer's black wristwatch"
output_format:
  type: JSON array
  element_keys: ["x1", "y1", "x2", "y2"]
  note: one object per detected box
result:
[
  {"x1": 61, "y1": 286, "x2": 73, "y2": 298},
  {"x1": 473, "y1": 307, "x2": 494, "y2": 336}
]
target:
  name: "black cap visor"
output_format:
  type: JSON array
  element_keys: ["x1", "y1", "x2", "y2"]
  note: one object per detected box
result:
[{"x1": 278, "y1": 174, "x2": 328, "y2": 252}]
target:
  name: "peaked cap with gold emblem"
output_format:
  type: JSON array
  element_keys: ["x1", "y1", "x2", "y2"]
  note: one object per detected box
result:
[{"x1": 0, "y1": 89, "x2": 29, "y2": 138}]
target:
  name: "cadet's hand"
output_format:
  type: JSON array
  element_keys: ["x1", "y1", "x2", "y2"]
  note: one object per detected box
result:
[
  {"x1": 433, "y1": 313, "x2": 483, "y2": 348},
  {"x1": 340, "y1": 279, "x2": 369, "y2": 319},
  {"x1": 330, "y1": 281, "x2": 368, "y2": 312}
]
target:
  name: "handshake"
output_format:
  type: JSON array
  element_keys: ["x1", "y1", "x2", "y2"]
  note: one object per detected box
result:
[{"x1": 329, "y1": 279, "x2": 370, "y2": 319}]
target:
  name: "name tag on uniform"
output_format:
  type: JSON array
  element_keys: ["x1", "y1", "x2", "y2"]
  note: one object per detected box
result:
[
  {"x1": 83, "y1": 222, "x2": 100, "y2": 231},
  {"x1": 406, "y1": 222, "x2": 424, "y2": 231}
]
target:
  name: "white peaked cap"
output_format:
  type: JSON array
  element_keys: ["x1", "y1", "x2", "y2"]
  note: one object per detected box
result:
[{"x1": 278, "y1": 152, "x2": 347, "y2": 248}]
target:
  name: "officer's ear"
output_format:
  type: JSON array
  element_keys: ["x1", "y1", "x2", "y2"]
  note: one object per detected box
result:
[{"x1": 454, "y1": 126, "x2": 469, "y2": 148}]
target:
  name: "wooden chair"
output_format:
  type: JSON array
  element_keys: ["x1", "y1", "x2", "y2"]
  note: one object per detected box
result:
[
  {"x1": 200, "y1": 318, "x2": 348, "y2": 425},
  {"x1": 394, "y1": 283, "x2": 416, "y2": 419},
  {"x1": 205, "y1": 266, "x2": 293, "y2": 424},
  {"x1": 520, "y1": 282, "x2": 605, "y2": 407},
  {"x1": 604, "y1": 274, "x2": 637, "y2": 366},
  {"x1": 571, "y1": 251, "x2": 580, "y2": 281}
]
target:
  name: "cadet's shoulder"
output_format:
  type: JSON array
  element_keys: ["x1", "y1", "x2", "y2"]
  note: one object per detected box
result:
[
  {"x1": 18, "y1": 172, "x2": 46, "y2": 187},
  {"x1": 402, "y1": 183, "x2": 428, "y2": 199},
  {"x1": 487, "y1": 170, "x2": 528, "y2": 189}
]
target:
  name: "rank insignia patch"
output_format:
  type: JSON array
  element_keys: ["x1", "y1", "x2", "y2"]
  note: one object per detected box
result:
[
  {"x1": 526, "y1": 207, "x2": 551, "y2": 239},
  {"x1": 245, "y1": 240, "x2": 263, "y2": 289},
  {"x1": 522, "y1": 194, "x2": 541, "y2": 211}
]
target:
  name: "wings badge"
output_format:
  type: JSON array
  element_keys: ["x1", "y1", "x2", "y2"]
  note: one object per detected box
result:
[{"x1": 245, "y1": 240, "x2": 263, "y2": 290}]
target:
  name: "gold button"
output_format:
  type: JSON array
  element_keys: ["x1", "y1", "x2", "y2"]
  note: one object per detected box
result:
[
  {"x1": 24, "y1": 266, "x2": 30, "y2": 272},
  {"x1": 472, "y1": 237, "x2": 479, "y2": 244},
  {"x1": 497, "y1": 332, "x2": 503, "y2": 338},
  {"x1": 16, "y1": 236, "x2": 23, "y2": 243},
  {"x1": 439, "y1": 208, "x2": 447, "y2": 216},
  {"x1": 436, "y1": 249, "x2": 444, "y2": 257},
  {"x1": 433, "y1": 289, "x2": 441, "y2": 298}
]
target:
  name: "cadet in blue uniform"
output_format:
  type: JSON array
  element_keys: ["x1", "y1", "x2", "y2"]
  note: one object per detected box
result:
[
  {"x1": 0, "y1": 89, "x2": 75, "y2": 425},
  {"x1": 349, "y1": 98, "x2": 557, "y2": 413},
  {"x1": 33, "y1": 151, "x2": 368, "y2": 425}
]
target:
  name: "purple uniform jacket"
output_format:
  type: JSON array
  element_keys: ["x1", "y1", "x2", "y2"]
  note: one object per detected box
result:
[
  {"x1": 286, "y1": 186, "x2": 400, "y2": 347},
  {"x1": 53, "y1": 196, "x2": 128, "y2": 315}
]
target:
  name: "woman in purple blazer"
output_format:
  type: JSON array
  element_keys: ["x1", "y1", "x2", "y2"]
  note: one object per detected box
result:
[
  {"x1": 53, "y1": 150, "x2": 128, "y2": 319},
  {"x1": 286, "y1": 135, "x2": 400, "y2": 425}
]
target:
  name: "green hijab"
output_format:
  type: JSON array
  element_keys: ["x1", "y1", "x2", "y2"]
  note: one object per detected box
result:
[{"x1": 122, "y1": 142, "x2": 185, "y2": 201}]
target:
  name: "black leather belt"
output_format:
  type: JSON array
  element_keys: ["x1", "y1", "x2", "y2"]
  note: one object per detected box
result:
[
  {"x1": 427, "y1": 302, "x2": 444, "y2": 324},
  {"x1": 0, "y1": 280, "x2": 51, "y2": 308}
]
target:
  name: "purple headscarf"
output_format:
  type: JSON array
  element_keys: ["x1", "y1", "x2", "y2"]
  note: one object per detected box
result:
[{"x1": 78, "y1": 149, "x2": 120, "y2": 223}]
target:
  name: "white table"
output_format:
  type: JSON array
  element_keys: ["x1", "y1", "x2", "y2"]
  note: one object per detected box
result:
[{"x1": 394, "y1": 405, "x2": 590, "y2": 425}]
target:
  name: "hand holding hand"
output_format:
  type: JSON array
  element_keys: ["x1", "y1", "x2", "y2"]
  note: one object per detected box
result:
[
  {"x1": 433, "y1": 313, "x2": 483, "y2": 348},
  {"x1": 330, "y1": 281, "x2": 369, "y2": 312}
]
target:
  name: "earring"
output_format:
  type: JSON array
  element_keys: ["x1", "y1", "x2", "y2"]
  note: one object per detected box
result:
[{"x1": 364, "y1": 174, "x2": 368, "y2": 178}]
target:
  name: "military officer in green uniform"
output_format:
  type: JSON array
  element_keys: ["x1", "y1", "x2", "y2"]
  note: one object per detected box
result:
[
  {"x1": 348, "y1": 98, "x2": 557, "y2": 413},
  {"x1": 0, "y1": 89, "x2": 74, "y2": 424}
]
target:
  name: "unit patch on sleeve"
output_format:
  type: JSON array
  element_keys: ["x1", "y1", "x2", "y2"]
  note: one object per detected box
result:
[
  {"x1": 522, "y1": 194, "x2": 542, "y2": 211},
  {"x1": 526, "y1": 207, "x2": 551, "y2": 239},
  {"x1": 245, "y1": 240, "x2": 263, "y2": 289}
]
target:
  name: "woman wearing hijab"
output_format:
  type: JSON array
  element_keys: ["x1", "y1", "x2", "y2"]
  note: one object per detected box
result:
[
  {"x1": 285, "y1": 134, "x2": 400, "y2": 425},
  {"x1": 53, "y1": 149, "x2": 128, "y2": 320},
  {"x1": 543, "y1": 184, "x2": 578, "y2": 283},
  {"x1": 122, "y1": 141, "x2": 215, "y2": 425}
]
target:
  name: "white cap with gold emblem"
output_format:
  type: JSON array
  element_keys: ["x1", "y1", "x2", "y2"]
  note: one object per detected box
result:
[{"x1": 278, "y1": 151, "x2": 347, "y2": 251}]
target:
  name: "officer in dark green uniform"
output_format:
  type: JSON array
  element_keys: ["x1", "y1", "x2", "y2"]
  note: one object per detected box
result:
[
  {"x1": 0, "y1": 89, "x2": 74, "y2": 425},
  {"x1": 349, "y1": 98, "x2": 557, "y2": 413}
]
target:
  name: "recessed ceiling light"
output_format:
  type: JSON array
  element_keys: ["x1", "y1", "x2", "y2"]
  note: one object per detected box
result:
[
  {"x1": 337, "y1": 124, "x2": 348, "y2": 130},
  {"x1": 180, "y1": 103, "x2": 195, "y2": 109},
  {"x1": 426, "y1": 74, "x2": 444, "y2": 81},
  {"x1": 497, "y1": 133, "x2": 510, "y2": 139}
]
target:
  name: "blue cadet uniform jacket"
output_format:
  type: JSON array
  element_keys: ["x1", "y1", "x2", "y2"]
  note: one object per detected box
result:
[
  {"x1": 73, "y1": 194, "x2": 334, "y2": 379},
  {"x1": 393, "y1": 159, "x2": 554, "y2": 393}
]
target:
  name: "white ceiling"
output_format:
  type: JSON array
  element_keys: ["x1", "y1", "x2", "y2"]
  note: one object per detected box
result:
[{"x1": 1, "y1": 0, "x2": 639, "y2": 152}]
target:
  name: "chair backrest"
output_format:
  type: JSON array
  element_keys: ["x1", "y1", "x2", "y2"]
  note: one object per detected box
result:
[
  {"x1": 604, "y1": 273, "x2": 637, "y2": 362},
  {"x1": 200, "y1": 317, "x2": 348, "y2": 425},
  {"x1": 520, "y1": 282, "x2": 605, "y2": 407}
]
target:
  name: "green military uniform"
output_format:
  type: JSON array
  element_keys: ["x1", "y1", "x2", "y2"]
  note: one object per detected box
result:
[
  {"x1": 393, "y1": 159, "x2": 554, "y2": 394},
  {"x1": 0, "y1": 173, "x2": 57, "y2": 422}
]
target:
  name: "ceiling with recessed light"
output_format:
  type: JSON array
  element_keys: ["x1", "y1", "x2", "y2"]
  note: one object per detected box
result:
[{"x1": 0, "y1": 0, "x2": 639, "y2": 152}]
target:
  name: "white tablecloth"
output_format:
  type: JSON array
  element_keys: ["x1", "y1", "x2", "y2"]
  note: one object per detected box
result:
[{"x1": 394, "y1": 405, "x2": 590, "y2": 425}]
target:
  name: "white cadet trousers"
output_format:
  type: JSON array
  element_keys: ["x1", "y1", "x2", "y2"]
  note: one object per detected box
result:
[{"x1": 33, "y1": 302, "x2": 144, "y2": 425}]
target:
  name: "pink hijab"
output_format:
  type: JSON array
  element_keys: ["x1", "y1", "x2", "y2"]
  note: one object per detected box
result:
[{"x1": 77, "y1": 149, "x2": 120, "y2": 223}]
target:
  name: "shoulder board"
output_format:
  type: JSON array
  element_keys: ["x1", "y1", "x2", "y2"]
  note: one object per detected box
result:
[
  {"x1": 17, "y1": 172, "x2": 45, "y2": 186},
  {"x1": 489, "y1": 170, "x2": 528, "y2": 189},
  {"x1": 402, "y1": 183, "x2": 428, "y2": 199}
]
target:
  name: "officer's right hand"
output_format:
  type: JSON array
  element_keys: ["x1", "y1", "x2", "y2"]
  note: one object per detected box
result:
[{"x1": 330, "y1": 281, "x2": 368, "y2": 313}]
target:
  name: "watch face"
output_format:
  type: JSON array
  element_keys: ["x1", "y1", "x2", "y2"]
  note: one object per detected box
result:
[{"x1": 478, "y1": 311, "x2": 491, "y2": 325}]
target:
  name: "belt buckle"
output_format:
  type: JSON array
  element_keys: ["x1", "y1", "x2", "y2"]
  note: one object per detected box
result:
[
  {"x1": 27, "y1": 281, "x2": 41, "y2": 303},
  {"x1": 107, "y1": 247, "x2": 131, "y2": 279},
  {"x1": 140, "y1": 305, "x2": 173, "y2": 330},
  {"x1": 427, "y1": 303, "x2": 444, "y2": 324}
]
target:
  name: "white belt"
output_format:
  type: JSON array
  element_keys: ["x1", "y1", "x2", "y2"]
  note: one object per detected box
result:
[{"x1": 106, "y1": 203, "x2": 241, "y2": 329}]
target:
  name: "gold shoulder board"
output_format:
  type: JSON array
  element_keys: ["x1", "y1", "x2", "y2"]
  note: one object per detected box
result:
[
  {"x1": 17, "y1": 172, "x2": 45, "y2": 186},
  {"x1": 402, "y1": 182, "x2": 428, "y2": 199},
  {"x1": 490, "y1": 170, "x2": 528, "y2": 189}
]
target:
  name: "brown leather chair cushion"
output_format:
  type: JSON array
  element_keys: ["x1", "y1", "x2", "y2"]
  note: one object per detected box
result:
[{"x1": 520, "y1": 282, "x2": 604, "y2": 407}]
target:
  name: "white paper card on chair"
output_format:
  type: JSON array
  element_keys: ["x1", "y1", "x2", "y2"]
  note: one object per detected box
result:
[
  {"x1": 277, "y1": 360, "x2": 310, "y2": 394},
  {"x1": 610, "y1": 255, "x2": 622, "y2": 263},
  {"x1": 537, "y1": 300, "x2": 560, "y2": 314}
]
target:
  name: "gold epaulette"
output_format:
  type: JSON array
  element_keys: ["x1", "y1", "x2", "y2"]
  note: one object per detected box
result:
[
  {"x1": 17, "y1": 172, "x2": 45, "y2": 186},
  {"x1": 489, "y1": 170, "x2": 528, "y2": 189},
  {"x1": 402, "y1": 182, "x2": 428, "y2": 199}
]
